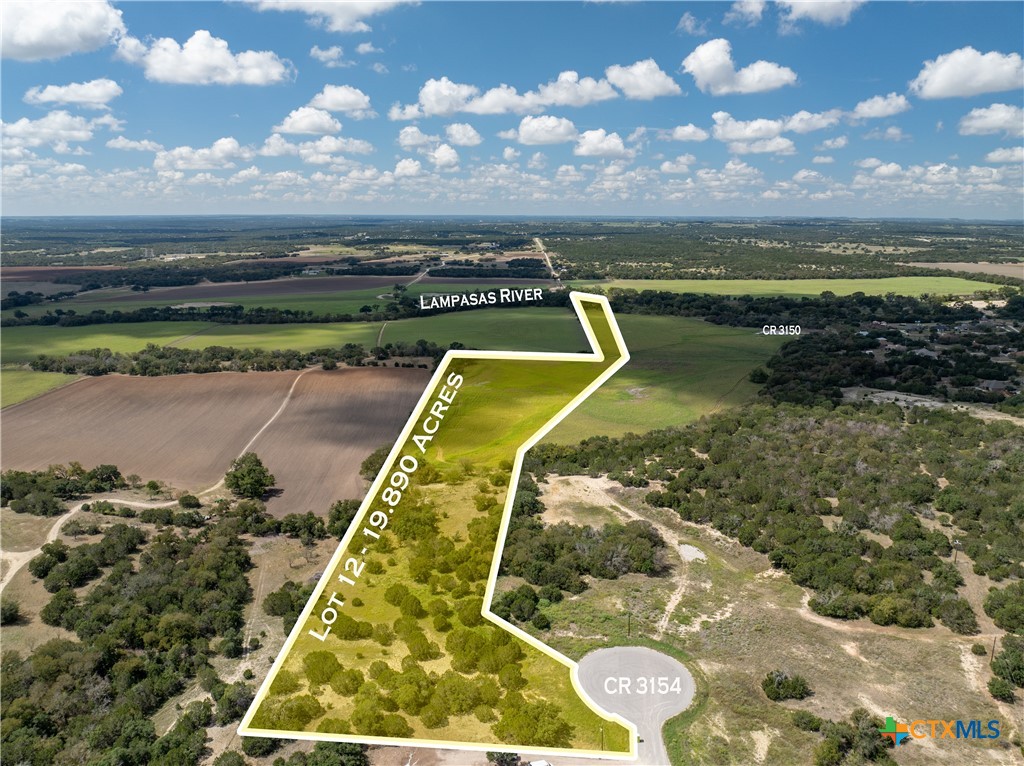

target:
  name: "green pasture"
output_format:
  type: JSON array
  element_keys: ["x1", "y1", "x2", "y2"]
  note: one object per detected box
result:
[
  {"x1": 570, "y1": 276, "x2": 997, "y2": 298},
  {"x1": 546, "y1": 315, "x2": 783, "y2": 443},
  {"x1": 0, "y1": 322, "x2": 210, "y2": 363},
  {"x1": 382, "y1": 307, "x2": 587, "y2": 353},
  {"x1": 1, "y1": 369, "x2": 81, "y2": 408}
]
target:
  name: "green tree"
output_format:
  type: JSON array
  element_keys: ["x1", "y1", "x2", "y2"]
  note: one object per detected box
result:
[
  {"x1": 0, "y1": 597, "x2": 22, "y2": 625},
  {"x1": 225, "y1": 453, "x2": 275, "y2": 499}
]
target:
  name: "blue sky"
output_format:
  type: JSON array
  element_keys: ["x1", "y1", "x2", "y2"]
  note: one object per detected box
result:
[{"x1": 2, "y1": 1, "x2": 1022, "y2": 218}]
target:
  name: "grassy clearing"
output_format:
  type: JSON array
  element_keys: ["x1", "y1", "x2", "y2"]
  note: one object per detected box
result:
[
  {"x1": 546, "y1": 315, "x2": 784, "y2": 443},
  {"x1": 173, "y1": 322, "x2": 380, "y2": 352},
  {"x1": 571, "y1": 276, "x2": 998, "y2": 297},
  {"x1": 382, "y1": 307, "x2": 588, "y2": 353},
  {"x1": 0, "y1": 507, "x2": 63, "y2": 551},
  {"x1": 0, "y1": 322, "x2": 210, "y2": 363},
  {"x1": 1, "y1": 369, "x2": 81, "y2": 407}
]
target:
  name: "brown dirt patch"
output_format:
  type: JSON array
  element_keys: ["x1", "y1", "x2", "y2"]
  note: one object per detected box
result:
[
  {"x1": 1, "y1": 371, "x2": 304, "y2": 490},
  {"x1": 253, "y1": 367, "x2": 428, "y2": 515}
]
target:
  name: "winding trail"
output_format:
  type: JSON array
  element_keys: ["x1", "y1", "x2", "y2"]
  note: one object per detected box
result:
[{"x1": 1, "y1": 366, "x2": 316, "y2": 591}]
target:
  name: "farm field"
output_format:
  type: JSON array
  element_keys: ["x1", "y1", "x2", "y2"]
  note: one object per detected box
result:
[
  {"x1": 546, "y1": 316, "x2": 784, "y2": 443},
  {"x1": 570, "y1": 276, "x2": 998, "y2": 297},
  {"x1": 381, "y1": 307, "x2": 588, "y2": 352},
  {"x1": 0, "y1": 370, "x2": 303, "y2": 489},
  {"x1": 249, "y1": 368, "x2": 429, "y2": 516},
  {"x1": 173, "y1": 322, "x2": 381, "y2": 352},
  {"x1": 1, "y1": 275, "x2": 552, "y2": 319},
  {"x1": 1, "y1": 369, "x2": 81, "y2": 408},
  {"x1": 1, "y1": 321, "x2": 210, "y2": 363},
  {"x1": 0, "y1": 368, "x2": 427, "y2": 512},
  {"x1": 903, "y1": 261, "x2": 1024, "y2": 278}
]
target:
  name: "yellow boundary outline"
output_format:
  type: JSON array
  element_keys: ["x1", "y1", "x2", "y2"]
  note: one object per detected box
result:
[{"x1": 239, "y1": 292, "x2": 638, "y2": 760}]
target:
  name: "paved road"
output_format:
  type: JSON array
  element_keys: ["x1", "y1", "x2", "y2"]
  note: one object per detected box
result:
[{"x1": 577, "y1": 647, "x2": 696, "y2": 766}]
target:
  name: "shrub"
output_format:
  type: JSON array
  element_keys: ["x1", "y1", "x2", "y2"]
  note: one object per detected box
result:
[{"x1": 762, "y1": 670, "x2": 812, "y2": 701}]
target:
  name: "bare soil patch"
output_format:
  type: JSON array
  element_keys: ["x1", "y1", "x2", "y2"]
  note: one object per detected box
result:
[
  {"x1": 250, "y1": 367, "x2": 429, "y2": 515},
  {"x1": 1, "y1": 371, "x2": 304, "y2": 489},
  {"x1": 904, "y1": 261, "x2": 1024, "y2": 278}
]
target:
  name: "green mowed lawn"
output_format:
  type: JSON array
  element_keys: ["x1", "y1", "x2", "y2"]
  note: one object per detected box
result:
[
  {"x1": 1, "y1": 322, "x2": 211, "y2": 363},
  {"x1": 546, "y1": 315, "x2": 784, "y2": 443},
  {"x1": 571, "y1": 276, "x2": 997, "y2": 297},
  {"x1": 1, "y1": 369, "x2": 81, "y2": 408}
]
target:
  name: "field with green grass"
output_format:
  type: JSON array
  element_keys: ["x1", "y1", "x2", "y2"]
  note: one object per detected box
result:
[
  {"x1": 1, "y1": 322, "x2": 210, "y2": 363},
  {"x1": 546, "y1": 315, "x2": 783, "y2": 443},
  {"x1": 173, "y1": 322, "x2": 381, "y2": 352},
  {"x1": 2, "y1": 281, "x2": 549, "y2": 319},
  {"x1": 1, "y1": 369, "x2": 81, "y2": 408},
  {"x1": 571, "y1": 276, "x2": 997, "y2": 298},
  {"x1": 382, "y1": 307, "x2": 587, "y2": 353}
]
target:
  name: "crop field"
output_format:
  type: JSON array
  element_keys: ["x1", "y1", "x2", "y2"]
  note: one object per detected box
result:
[
  {"x1": 0, "y1": 368, "x2": 426, "y2": 510},
  {"x1": 0, "y1": 370, "x2": 303, "y2": 489},
  {"x1": 0, "y1": 369, "x2": 81, "y2": 408},
  {"x1": 1, "y1": 276, "x2": 552, "y2": 319},
  {"x1": 173, "y1": 322, "x2": 382, "y2": 352},
  {"x1": 250, "y1": 368, "x2": 429, "y2": 516},
  {"x1": 546, "y1": 316, "x2": 784, "y2": 443},
  {"x1": 903, "y1": 261, "x2": 1024, "y2": 278},
  {"x1": 570, "y1": 276, "x2": 998, "y2": 297},
  {"x1": 1, "y1": 321, "x2": 210, "y2": 363}
]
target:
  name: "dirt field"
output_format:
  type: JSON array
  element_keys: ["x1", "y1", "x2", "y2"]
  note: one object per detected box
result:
[
  {"x1": 1, "y1": 371, "x2": 308, "y2": 489},
  {"x1": 1, "y1": 265, "x2": 123, "y2": 281},
  {"x1": 904, "y1": 261, "x2": 1024, "y2": 278},
  {"x1": 0, "y1": 367, "x2": 427, "y2": 511},
  {"x1": 250, "y1": 367, "x2": 429, "y2": 515}
]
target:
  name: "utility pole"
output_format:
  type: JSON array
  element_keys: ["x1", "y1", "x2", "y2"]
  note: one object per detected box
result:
[{"x1": 627, "y1": 612, "x2": 632, "y2": 638}]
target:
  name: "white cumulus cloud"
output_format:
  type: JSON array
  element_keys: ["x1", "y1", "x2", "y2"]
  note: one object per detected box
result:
[
  {"x1": 246, "y1": 1, "x2": 414, "y2": 33},
  {"x1": 356, "y1": 42, "x2": 382, "y2": 54},
  {"x1": 2, "y1": 110, "x2": 95, "y2": 148},
  {"x1": 445, "y1": 123, "x2": 483, "y2": 146},
  {"x1": 712, "y1": 111, "x2": 783, "y2": 141},
  {"x1": 676, "y1": 12, "x2": 708, "y2": 36},
  {"x1": 605, "y1": 59, "x2": 681, "y2": 100},
  {"x1": 2, "y1": 0, "x2": 125, "y2": 61},
  {"x1": 273, "y1": 107, "x2": 341, "y2": 135},
  {"x1": 515, "y1": 115, "x2": 578, "y2": 145},
  {"x1": 910, "y1": 46, "x2": 1024, "y2": 99},
  {"x1": 24, "y1": 78, "x2": 122, "y2": 110},
  {"x1": 574, "y1": 129, "x2": 632, "y2": 158},
  {"x1": 777, "y1": 1, "x2": 866, "y2": 28},
  {"x1": 117, "y1": 30, "x2": 293, "y2": 85},
  {"x1": 309, "y1": 45, "x2": 352, "y2": 68},
  {"x1": 784, "y1": 109, "x2": 843, "y2": 133},
  {"x1": 398, "y1": 126, "x2": 439, "y2": 150},
  {"x1": 728, "y1": 136, "x2": 796, "y2": 155},
  {"x1": 309, "y1": 85, "x2": 375, "y2": 118},
  {"x1": 503, "y1": 147, "x2": 520, "y2": 161},
  {"x1": 985, "y1": 147, "x2": 1024, "y2": 163},
  {"x1": 429, "y1": 143, "x2": 459, "y2": 170},
  {"x1": 819, "y1": 135, "x2": 849, "y2": 150},
  {"x1": 682, "y1": 39, "x2": 796, "y2": 95},
  {"x1": 812, "y1": 155, "x2": 835, "y2": 164},
  {"x1": 660, "y1": 154, "x2": 696, "y2": 174},
  {"x1": 723, "y1": 0, "x2": 766, "y2": 26},
  {"x1": 668, "y1": 124, "x2": 710, "y2": 142},
  {"x1": 107, "y1": 136, "x2": 163, "y2": 152},
  {"x1": 958, "y1": 104, "x2": 1024, "y2": 138},
  {"x1": 851, "y1": 92, "x2": 911, "y2": 120},
  {"x1": 154, "y1": 137, "x2": 253, "y2": 171},
  {"x1": 394, "y1": 158, "x2": 422, "y2": 177}
]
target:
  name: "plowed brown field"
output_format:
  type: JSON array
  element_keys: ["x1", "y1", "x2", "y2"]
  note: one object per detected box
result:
[
  {"x1": 251, "y1": 367, "x2": 428, "y2": 515},
  {"x1": 0, "y1": 368, "x2": 428, "y2": 513}
]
